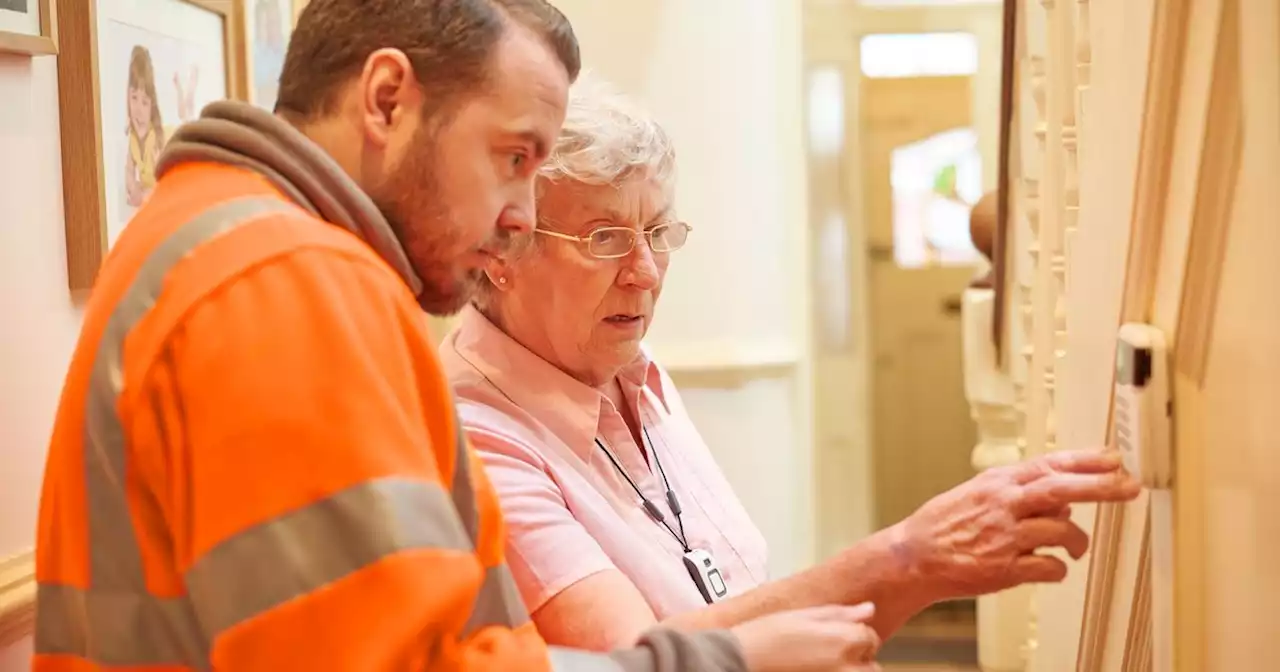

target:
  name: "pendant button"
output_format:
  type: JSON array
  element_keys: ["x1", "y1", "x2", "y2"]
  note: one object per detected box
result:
[{"x1": 683, "y1": 549, "x2": 730, "y2": 604}]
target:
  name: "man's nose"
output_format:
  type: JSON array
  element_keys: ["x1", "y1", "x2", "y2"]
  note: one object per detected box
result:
[
  {"x1": 499, "y1": 204, "x2": 535, "y2": 235},
  {"x1": 501, "y1": 184, "x2": 537, "y2": 235}
]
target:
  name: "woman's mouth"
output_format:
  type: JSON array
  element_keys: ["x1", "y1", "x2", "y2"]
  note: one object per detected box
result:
[{"x1": 604, "y1": 314, "x2": 644, "y2": 330}]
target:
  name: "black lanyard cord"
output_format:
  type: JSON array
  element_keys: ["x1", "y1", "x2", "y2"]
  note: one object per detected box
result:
[
  {"x1": 595, "y1": 430, "x2": 690, "y2": 553},
  {"x1": 644, "y1": 425, "x2": 688, "y2": 547}
]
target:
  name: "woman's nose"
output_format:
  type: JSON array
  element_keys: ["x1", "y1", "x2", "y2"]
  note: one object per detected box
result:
[{"x1": 620, "y1": 241, "x2": 660, "y2": 289}]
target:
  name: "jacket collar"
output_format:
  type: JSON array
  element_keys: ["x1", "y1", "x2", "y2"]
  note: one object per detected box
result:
[{"x1": 156, "y1": 101, "x2": 425, "y2": 299}]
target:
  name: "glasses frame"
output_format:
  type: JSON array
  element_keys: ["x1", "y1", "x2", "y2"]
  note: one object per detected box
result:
[{"x1": 535, "y1": 220, "x2": 694, "y2": 259}]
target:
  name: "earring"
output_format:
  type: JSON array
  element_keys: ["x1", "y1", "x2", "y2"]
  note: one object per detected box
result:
[{"x1": 498, "y1": 277, "x2": 508, "y2": 285}]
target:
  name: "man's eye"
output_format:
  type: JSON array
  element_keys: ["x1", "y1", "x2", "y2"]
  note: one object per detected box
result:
[{"x1": 511, "y1": 153, "x2": 527, "y2": 169}]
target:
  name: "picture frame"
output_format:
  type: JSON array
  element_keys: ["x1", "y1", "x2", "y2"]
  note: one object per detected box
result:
[
  {"x1": 0, "y1": 0, "x2": 58, "y2": 56},
  {"x1": 57, "y1": 0, "x2": 247, "y2": 292},
  {"x1": 242, "y1": 0, "x2": 305, "y2": 110}
]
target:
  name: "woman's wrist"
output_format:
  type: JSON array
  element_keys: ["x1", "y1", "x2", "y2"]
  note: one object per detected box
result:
[{"x1": 829, "y1": 522, "x2": 945, "y2": 635}]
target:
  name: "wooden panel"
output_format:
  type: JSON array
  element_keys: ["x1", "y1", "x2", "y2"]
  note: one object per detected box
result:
[
  {"x1": 1164, "y1": 3, "x2": 1242, "y2": 667},
  {"x1": 1003, "y1": 0, "x2": 1272, "y2": 666},
  {"x1": 1077, "y1": 0, "x2": 1192, "y2": 664},
  {"x1": 1059, "y1": 0, "x2": 1247, "y2": 668},
  {"x1": 1045, "y1": 0, "x2": 1177, "y2": 666},
  {"x1": 1189, "y1": 0, "x2": 1280, "y2": 667}
]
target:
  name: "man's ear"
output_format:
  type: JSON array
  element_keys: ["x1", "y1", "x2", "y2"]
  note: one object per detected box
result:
[{"x1": 357, "y1": 48, "x2": 419, "y2": 148}]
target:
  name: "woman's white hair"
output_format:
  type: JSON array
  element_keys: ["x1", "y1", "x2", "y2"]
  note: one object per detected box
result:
[
  {"x1": 538, "y1": 71, "x2": 676, "y2": 194},
  {"x1": 473, "y1": 74, "x2": 675, "y2": 311}
]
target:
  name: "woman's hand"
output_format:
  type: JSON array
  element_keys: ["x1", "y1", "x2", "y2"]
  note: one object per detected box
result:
[
  {"x1": 892, "y1": 448, "x2": 1142, "y2": 599},
  {"x1": 731, "y1": 603, "x2": 881, "y2": 672}
]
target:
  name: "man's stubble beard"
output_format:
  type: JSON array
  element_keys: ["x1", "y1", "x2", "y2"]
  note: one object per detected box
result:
[{"x1": 370, "y1": 129, "x2": 483, "y2": 317}]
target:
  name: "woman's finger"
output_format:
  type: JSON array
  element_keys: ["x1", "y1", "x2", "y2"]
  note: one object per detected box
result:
[{"x1": 1014, "y1": 516, "x2": 1091, "y2": 559}]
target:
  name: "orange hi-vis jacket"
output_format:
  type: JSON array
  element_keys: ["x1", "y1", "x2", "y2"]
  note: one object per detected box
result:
[{"x1": 34, "y1": 102, "x2": 745, "y2": 672}]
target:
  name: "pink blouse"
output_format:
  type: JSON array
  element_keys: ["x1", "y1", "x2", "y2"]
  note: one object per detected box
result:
[{"x1": 438, "y1": 306, "x2": 769, "y2": 620}]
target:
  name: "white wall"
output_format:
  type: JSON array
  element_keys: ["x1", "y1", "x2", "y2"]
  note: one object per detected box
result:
[
  {"x1": 0, "y1": 10, "x2": 815, "y2": 669},
  {"x1": 0, "y1": 53, "x2": 83, "y2": 667},
  {"x1": 549, "y1": 0, "x2": 816, "y2": 577}
]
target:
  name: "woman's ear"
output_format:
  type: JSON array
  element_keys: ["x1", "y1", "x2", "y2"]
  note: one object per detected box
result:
[{"x1": 483, "y1": 255, "x2": 512, "y2": 292}]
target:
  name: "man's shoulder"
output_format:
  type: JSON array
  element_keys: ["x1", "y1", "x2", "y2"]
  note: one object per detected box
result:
[
  {"x1": 122, "y1": 188, "x2": 427, "y2": 373},
  {"x1": 125, "y1": 166, "x2": 397, "y2": 284},
  {"x1": 160, "y1": 194, "x2": 409, "y2": 308}
]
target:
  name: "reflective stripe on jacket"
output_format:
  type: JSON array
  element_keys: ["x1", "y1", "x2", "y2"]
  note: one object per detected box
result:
[{"x1": 34, "y1": 102, "x2": 744, "y2": 672}]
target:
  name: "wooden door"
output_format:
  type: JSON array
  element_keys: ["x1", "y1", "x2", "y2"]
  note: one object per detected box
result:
[
  {"x1": 1000, "y1": 0, "x2": 1280, "y2": 670},
  {"x1": 862, "y1": 75, "x2": 982, "y2": 531}
]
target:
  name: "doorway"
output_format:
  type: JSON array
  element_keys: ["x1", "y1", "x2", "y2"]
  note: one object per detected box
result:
[
  {"x1": 805, "y1": 5, "x2": 1005, "y2": 665},
  {"x1": 854, "y1": 29, "x2": 992, "y2": 667},
  {"x1": 861, "y1": 71, "x2": 982, "y2": 532}
]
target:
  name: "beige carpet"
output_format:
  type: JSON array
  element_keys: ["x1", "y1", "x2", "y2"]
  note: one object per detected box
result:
[{"x1": 879, "y1": 602, "x2": 980, "y2": 670}]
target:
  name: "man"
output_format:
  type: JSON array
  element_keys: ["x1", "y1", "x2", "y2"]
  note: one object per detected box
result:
[{"x1": 32, "y1": 1, "x2": 878, "y2": 671}]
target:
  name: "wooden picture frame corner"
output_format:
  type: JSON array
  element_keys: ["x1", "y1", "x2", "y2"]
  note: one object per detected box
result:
[{"x1": 0, "y1": 0, "x2": 60, "y2": 56}]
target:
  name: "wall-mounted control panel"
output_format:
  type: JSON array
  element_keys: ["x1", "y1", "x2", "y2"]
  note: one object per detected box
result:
[{"x1": 1113, "y1": 323, "x2": 1173, "y2": 489}]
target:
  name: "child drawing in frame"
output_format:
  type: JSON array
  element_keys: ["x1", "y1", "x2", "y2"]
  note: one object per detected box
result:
[
  {"x1": 123, "y1": 45, "x2": 164, "y2": 209},
  {"x1": 122, "y1": 43, "x2": 199, "y2": 210}
]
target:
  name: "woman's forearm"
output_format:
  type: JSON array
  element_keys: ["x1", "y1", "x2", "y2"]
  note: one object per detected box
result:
[
  {"x1": 535, "y1": 525, "x2": 944, "y2": 651},
  {"x1": 660, "y1": 523, "x2": 940, "y2": 640}
]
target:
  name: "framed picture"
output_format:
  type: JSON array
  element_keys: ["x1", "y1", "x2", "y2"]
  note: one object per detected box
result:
[
  {"x1": 0, "y1": 0, "x2": 57, "y2": 56},
  {"x1": 243, "y1": 0, "x2": 304, "y2": 110},
  {"x1": 57, "y1": 0, "x2": 247, "y2": 291}
]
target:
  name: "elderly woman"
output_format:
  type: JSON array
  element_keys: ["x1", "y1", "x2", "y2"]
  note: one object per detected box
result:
[{"x1": 438, "y1": 75, "x2": 1140, "y2": 651}]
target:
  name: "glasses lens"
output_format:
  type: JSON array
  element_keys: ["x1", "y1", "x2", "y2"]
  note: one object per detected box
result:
[
  {"x1": 589, "y1": 228, "x2": 636, "y2": 257},
  {"x1": 650, "y1": 222, "x2": 689, "y2": 252}
]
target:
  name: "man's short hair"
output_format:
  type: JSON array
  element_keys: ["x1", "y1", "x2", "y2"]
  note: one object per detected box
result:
[{"x1": 277, "y1": 0, "x2": 580, "y2": 121}]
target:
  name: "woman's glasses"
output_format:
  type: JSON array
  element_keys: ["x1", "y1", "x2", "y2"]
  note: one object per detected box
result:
[{"x1": 535, "y1": 220, "x2": 693, "y2": 259}]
